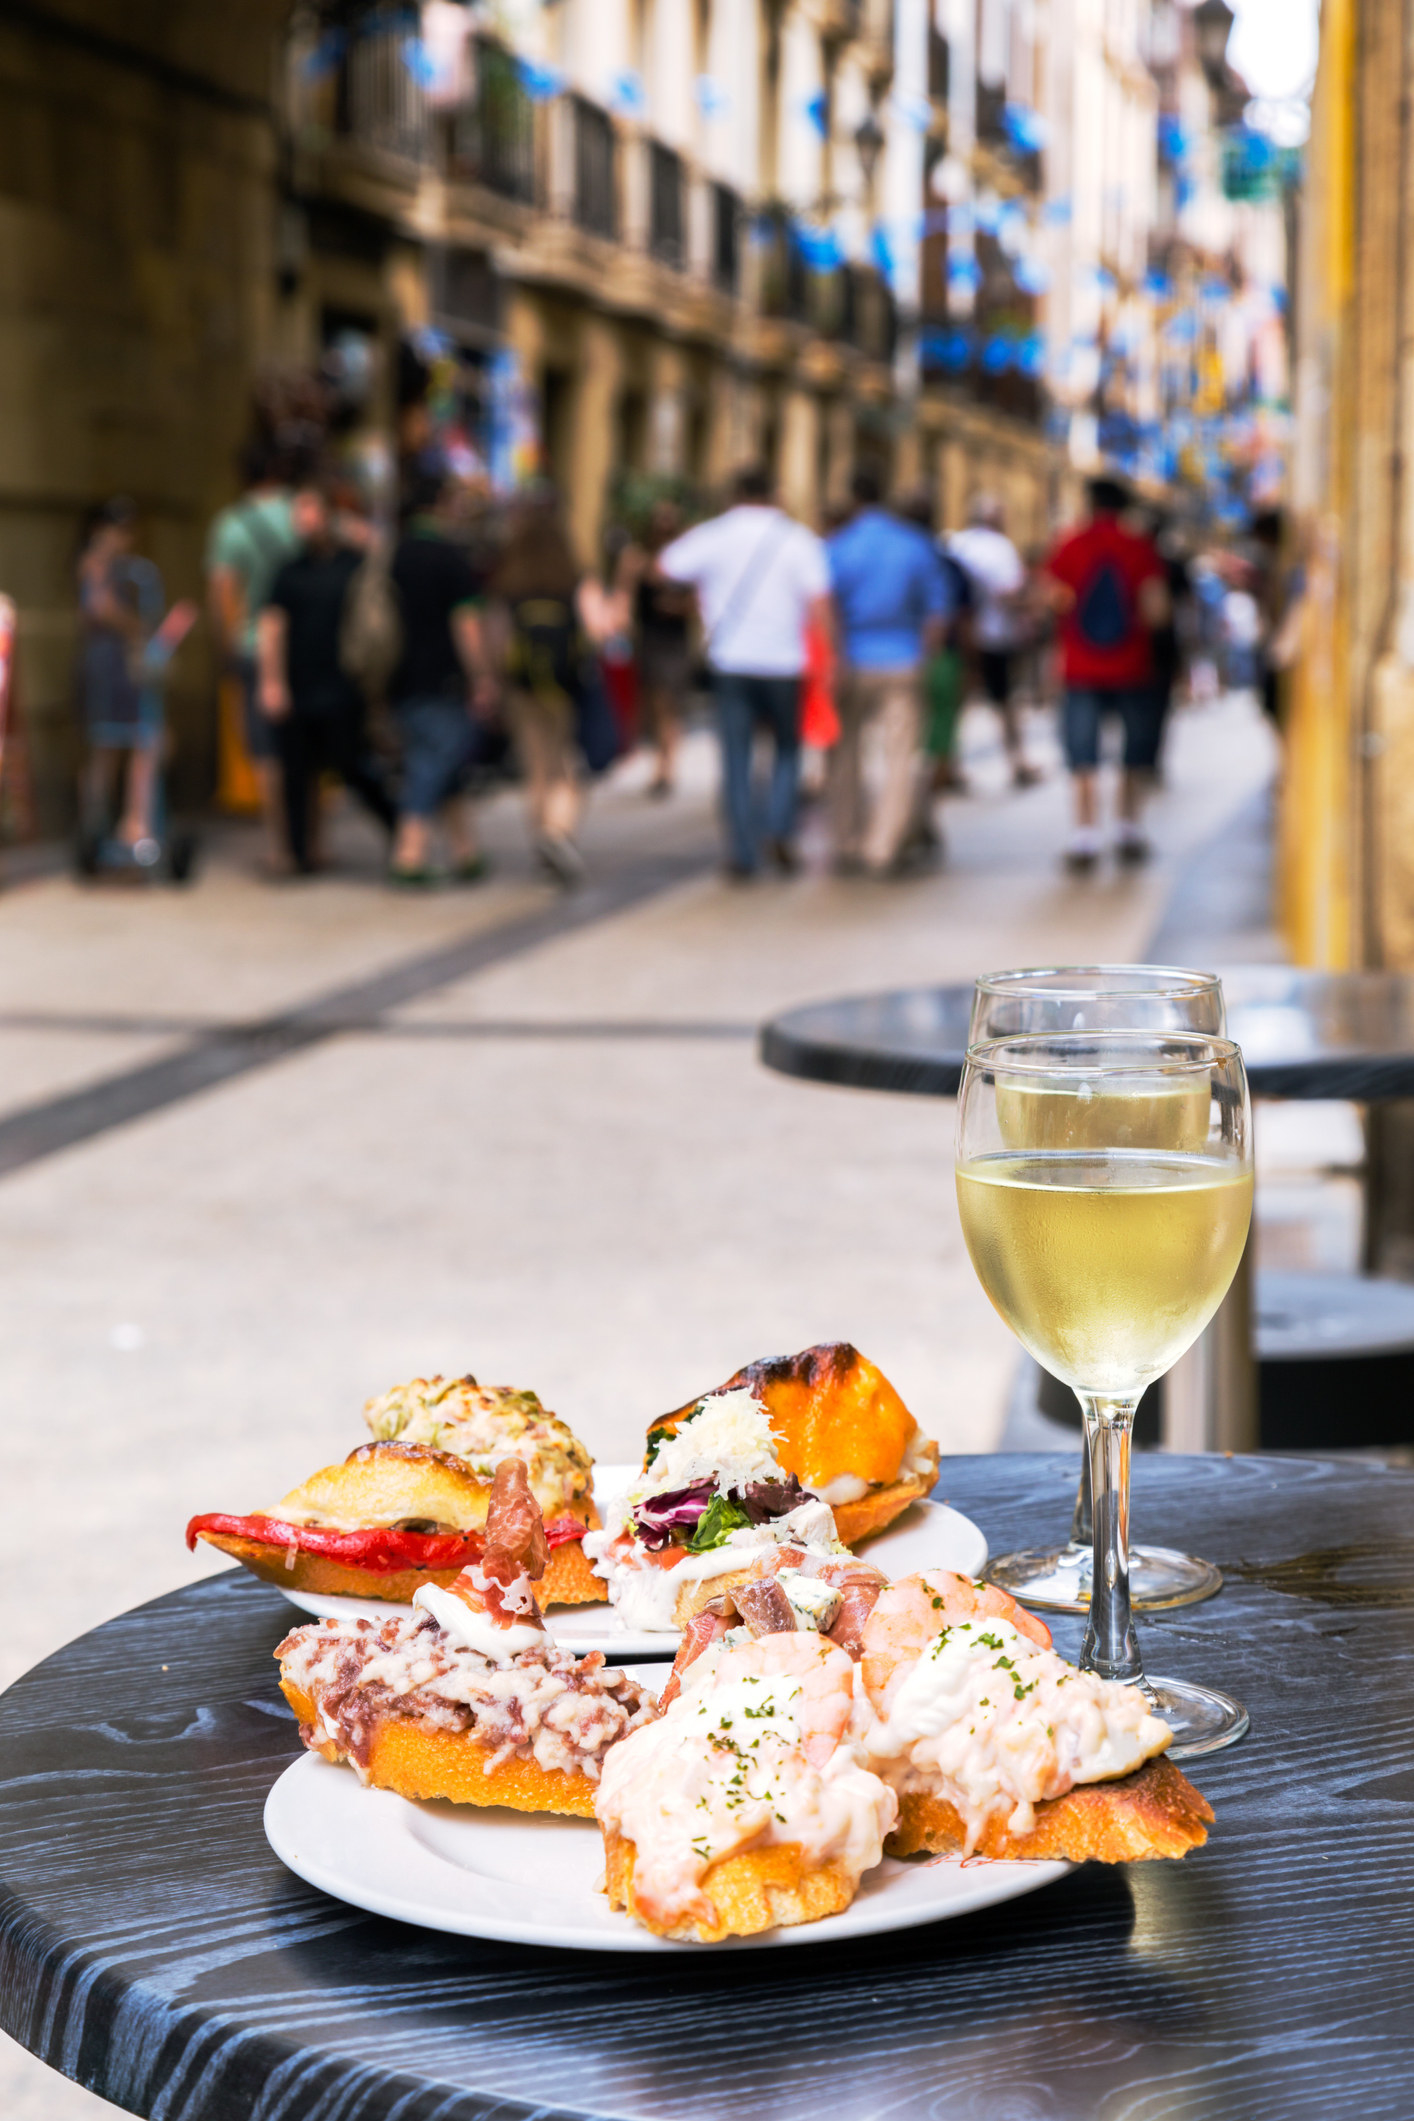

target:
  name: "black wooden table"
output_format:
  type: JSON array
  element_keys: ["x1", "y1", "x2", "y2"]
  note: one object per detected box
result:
[
  {"x1": 759, "y1": 965, "x2": 1414, "y2": 1100},
  {"x1": 2, "y1": 1454, "x2": 1412, "y2": 2121}
]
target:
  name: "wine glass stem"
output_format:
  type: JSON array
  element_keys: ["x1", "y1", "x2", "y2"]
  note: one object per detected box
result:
[
  {"x1": 1068, "y1": 1439, "x2": 1093, "y2": 1548},
  {"x1": 1079, "y1": 1396, "x2": 1144, "y2": 1684}
]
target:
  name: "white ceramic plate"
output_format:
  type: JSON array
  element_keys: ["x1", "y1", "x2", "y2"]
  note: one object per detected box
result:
[
  {"x1": 264, "y1": 1693, "x2": 1066, "y2": 1954},
  {"x1": 274, "y1": 1465, "x2": 989, "y2": 1658}
]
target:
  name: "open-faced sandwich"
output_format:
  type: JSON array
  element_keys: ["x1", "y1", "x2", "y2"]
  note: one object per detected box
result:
[
  {"x1": 596, "y1": 1556, "x2": 1211, "y2": 1941},
  {"x1": 653, "y1": 1343, "x2": 939, "y2": 1546},
  {"x1": 187, "y1": 1371, "x2": 605, "y2": 1608},
  {"x1": 583, "y1": 1384, "x2": 862, "y2": 1633},
  {"x1": 856, "y1": 1570, "x2": 1213, "y2": 1862},
  {"x1": 597, "y1": 1630, "x2": 897, "y2": 1941},
  {"x1": 277, "y1": 1459, "x2": 656, "y2": 1817}
]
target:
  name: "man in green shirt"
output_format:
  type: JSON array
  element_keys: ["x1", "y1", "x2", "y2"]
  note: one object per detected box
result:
[{"x1": 205, "y1": 442, "x2": 299, "y2": 868}]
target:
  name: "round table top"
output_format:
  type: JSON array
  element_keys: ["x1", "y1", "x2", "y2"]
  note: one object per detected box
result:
[
  {"x1": 3, "y1": 1452, "x2": 1412, "y2": 2121},
  {"x1": 760, "y1": 965, "x2": 1414, "y2": 1099}
]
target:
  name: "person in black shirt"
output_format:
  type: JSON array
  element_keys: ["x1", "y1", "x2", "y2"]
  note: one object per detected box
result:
[
  {"x1": 625, "y1": 499, "x2": 694, "y2": 797},
  {"x1": 387, "y1": 470, "x2": 487, "y2": 885},
  {"x1": 257, "y1": 487, "x2": 396, "y2": 873}
]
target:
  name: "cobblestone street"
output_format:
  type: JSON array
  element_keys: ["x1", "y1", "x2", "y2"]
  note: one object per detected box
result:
[{"x1": 1, "y1": 691, "x2": 1274, "y2": 2115}]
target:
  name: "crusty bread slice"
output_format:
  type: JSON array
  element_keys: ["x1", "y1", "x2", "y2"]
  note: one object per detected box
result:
[
  {"x1": 601, "y1": 1825, "x2": 858, "y2": 1941},
  {"x1": 200, "y1": 1526, "x2": 602, "y2": 1608},
  {"x1": 281, "y1": 1679, "x2": 597, "y2": 1816},
  {"x1": 279, "y1": 1442, "x2": 494, "y2": 1529},
  {"x1": 885, "y1": 1754, "x2": 1212, "y2": 1863}
]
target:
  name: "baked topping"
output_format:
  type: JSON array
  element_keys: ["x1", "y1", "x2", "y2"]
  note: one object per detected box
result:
[
  {"x1": 279, "y1": 1610, "x2": 656, "y2": 1781},
  {"x1": 859, "y1": 1586, "x2": 1172, "y2": 1850},
  {"x1": 364, "y1": 1374, "x2": 592, "y2": 1518},
  {"x1": 595, "y1": 1632, "x2": 896, "y2": 1933}
]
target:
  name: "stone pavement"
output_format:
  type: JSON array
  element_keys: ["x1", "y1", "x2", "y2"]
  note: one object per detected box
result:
[{"x1": 0, "y1": 690, "x2": 1275, "y2": 2117}]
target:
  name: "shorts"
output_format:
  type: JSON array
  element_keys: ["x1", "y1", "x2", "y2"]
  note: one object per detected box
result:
[
  {"x1": 235, "y1": 653, "x2": 277, "y2": 763},
  {"x1": 393, "y1": 694, "x2": 478, "y2": 817},
  {"x1": 638, "y1": 632, "x2": 692, "y2": 697},
  {"x1": 1062, "y1": 687, "x2": 1163, "y2": 773},
  {"x1": 978, "y1": 649, "x2": 1013, "y2": 706}
]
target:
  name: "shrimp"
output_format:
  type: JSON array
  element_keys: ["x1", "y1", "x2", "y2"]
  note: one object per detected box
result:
[{"x1": 860, "y1": 1570, "x2": 1051, "y2": 1715}]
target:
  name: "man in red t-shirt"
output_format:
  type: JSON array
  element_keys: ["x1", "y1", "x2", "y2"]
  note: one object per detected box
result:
[{"x1": 1045, "y1": 476, "x2": 1170, "y2": 872}]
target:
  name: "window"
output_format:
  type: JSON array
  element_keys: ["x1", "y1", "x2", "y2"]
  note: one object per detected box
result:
[
  {"x1": 712, "y1": 182, "x2": 740, "y2": 293},
  {"x1": 649, "y1": 142, "x2": 685, "y2": 266},
  {"x1": 572, "y1": 97, "x2": 617, "y2": 238},
  {"x1": 449, "y1": 40, "x2": 536, "y2": 203}
]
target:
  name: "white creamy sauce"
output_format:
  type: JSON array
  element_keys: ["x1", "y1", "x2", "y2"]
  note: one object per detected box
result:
[
  {"x1": 816, "y1": 1473, "x2": 869, "y2": 1505},
  {"x1": 412, "y1": 1582, "x2": 547, "y2": 1663},
  {"x1": 863, "y1": 1616, "x2": 1172, "y2": 1847}
]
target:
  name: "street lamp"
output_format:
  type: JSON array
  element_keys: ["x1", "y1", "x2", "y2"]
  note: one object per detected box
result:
[{"x1": 1193, "y1": 0, "x2": 1235, "y2": 81}]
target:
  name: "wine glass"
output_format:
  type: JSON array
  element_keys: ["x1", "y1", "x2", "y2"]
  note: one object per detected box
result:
[
  {"x1": 970, "y1": 966, "x2": 1228, "y2": 1615},
  {"x1": 956, "y1": 1030, "x2": 1252, "y2": 1755}
]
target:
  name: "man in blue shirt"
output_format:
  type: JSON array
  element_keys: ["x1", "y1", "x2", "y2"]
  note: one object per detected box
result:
[{"x1": 827, "y1": 468, "x2": 952, "y2": 875}]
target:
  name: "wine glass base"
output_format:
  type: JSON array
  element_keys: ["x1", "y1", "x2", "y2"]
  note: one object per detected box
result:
[
  {"x1": 1146, "y1": 1676, "x2": 1250, "y2": 1758},
  {"x1": 986, "y1": 1543, "x2": 1223, "y2": 1615}
]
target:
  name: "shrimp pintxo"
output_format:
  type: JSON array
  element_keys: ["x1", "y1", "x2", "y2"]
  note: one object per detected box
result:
[
  {"x1": 597, "y1": 1631, "x2": 897, "y2": 1941},
  {"x1": 856, "y1": 1571, "x2": 1213, "y2": 1862}
]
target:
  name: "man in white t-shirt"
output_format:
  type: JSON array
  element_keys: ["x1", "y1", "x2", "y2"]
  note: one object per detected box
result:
[
  {"x1": 658, "y1": 465, "x2": 831, "y2": 876},
  {"x1": 948, "y1": 495, "x2": 1039, "y2": 786}
]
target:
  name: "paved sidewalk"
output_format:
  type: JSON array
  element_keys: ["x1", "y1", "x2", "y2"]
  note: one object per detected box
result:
[{"x1": 0, "y1": 690, "x2": 1275, "y2": 2118}]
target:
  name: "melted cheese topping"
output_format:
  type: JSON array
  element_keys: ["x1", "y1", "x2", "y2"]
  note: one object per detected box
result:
[
  {"x1": 861, "y1": 1616, "x2": 1171, "y2": 1849},
  {"x1": 595, "y1": 1633, "x2": 896, "y2": 1932},
  {"x1": 364, "y1": 1375, "x2": 592, "y2": 1516}
]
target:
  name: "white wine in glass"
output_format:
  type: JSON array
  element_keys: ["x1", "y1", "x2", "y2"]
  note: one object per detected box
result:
[
  {"x1": 969, "y1": 965, "x2": 1230, "y2": 1614},
  {"x1": 956, "y1": 1030, "x2": 1253, "y2": 1756}
]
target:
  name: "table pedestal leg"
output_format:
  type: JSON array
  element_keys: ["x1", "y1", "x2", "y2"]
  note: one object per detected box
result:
[{"x1": 1163, "y1": 1232, "x2": 1258, "y2": 1452}]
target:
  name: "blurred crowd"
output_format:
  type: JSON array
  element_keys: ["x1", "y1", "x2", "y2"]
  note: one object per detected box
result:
[{"x1": 72, "y1": 400, "x2": 1301, "y2": 890}]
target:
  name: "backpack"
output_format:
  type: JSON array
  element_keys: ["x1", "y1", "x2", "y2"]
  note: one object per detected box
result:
[
  {"x1": 1073, "y1": 558, "x2": 1134, "y2": 652},
  {"x1": 339, "y1": 545, "x2": 403, "y2": 698},
  {"x1": 505, "y1": 594, "x2": 581, "y2": 699}
]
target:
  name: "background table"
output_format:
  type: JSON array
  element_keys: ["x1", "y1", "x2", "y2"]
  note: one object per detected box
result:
[
  {"x1": 761, "y1": 968, "x2": 1414, "y2": 1451},
  {"x1": 759, "y1": 966, "x2": 1414, "y2": 1100},
  {"x1": 3, "y1": 1454, "x2": 1412, "y2": 2121}
]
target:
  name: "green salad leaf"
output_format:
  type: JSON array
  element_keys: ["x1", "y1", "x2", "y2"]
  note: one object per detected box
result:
[
  {"x1": 686, "y1": 1493, "x2": 753, "y2": 1553},
  {"x1": 644, "y1": 1422, "x2": 676, "y2": 1468}
]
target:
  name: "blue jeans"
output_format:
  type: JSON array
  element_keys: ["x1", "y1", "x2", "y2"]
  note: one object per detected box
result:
[
  {"x1": 711, "y1": 672, "x2": 801, "y2": 870},
  {"x1": 393, "y1": 694, "x2": 477, "y2": 818}
]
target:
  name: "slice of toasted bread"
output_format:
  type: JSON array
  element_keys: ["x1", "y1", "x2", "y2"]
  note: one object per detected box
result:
[
  {"x1": 281, "y1": 1679, "x2": 597, "y2": 1816},
  {"x1": 277, "y1": 1441, "x2": 493, "y2": 1531},
  {"x1": 885, "y1": 1754, "x2": 1212, "y2": 1863},
  {"x1": 601, "y1": 1824, "x2": 858, "y2": 1941},
  {"x1": 199, "y1": 1521, "x2": 603, "y2": 1608}
]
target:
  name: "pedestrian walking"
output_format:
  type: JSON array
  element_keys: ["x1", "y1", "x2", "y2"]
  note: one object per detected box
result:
[
  {"x1": 256, "y1": 486, "x2": 397, "y2": 874},
  {"x1": 386, "y1": 468, "x2": 488, "y2": 886},
  {"x1": 1044, "y1": 475, "x2": 1170, "y2": 872},
  {"x1": 948, "y1": 496, "x2": 1039, "y2": 785},
  {"x1": 657, "y1": 464, "x2": 829, "y2": 877},
  {"x1": 76, "y1": 497, "x2": 196, "y2": 855},
  {"x1": 826, "y1": 469, "x2": 951, "y2": 876},
  {"x1": 626, "y1": 499, "x2": 694, "y2": 798},
  {"x1": 205, "y1": 440, "x2": 300, "y2": 871},
  {"x1": 489, "y1": 488, "x2": 593, "y2": 886}
]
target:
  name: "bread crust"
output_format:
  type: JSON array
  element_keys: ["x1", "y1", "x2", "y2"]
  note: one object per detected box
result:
[
  {"x1": 281, "y1": 1680, "x2": 598, "y2": 1816},
  {"x1": 196, "y1": 1512, "x2": 607, "y2": 1608},
  {"x1": 601, "y1": 1824, "x2": 858, "y2": 1941},
  {"x1": 884, "y1": 1753, "x2": 1213, "y2": 1863}
]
